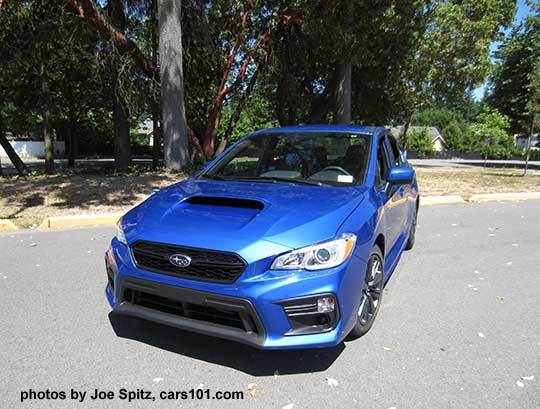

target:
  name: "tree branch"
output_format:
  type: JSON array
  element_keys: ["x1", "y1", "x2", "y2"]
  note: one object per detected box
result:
[{"x1": 70, "y1": 0, "x2": 159, "y2": 81}]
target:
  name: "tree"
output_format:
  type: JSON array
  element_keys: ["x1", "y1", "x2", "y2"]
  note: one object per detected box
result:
[
  {"x1": 470, "y1": 107, "x2": 514, "y2": 160},
  {"x1": 333, "y1": 0, "x2": 353, "y2": 124},
  {"x1": 523, "y1": 60, "x2": 540, "y2": 175},
  {"x1": 399, "y1": 0, "x2": 515, "y2": 148},
  {"x1": 409, "y1": 128, "x2": 434, "y2": 158},
  {"x1": 488, "y1": 1, "x2": 540, "y2": 134},
  {"x1": 159, "y1": 0, "x2": 189, "y2": 169}
]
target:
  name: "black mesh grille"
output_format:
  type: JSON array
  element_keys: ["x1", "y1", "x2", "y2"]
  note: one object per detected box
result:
[
  {"x1": 125, "y1": 289, "x2": 258, "y2": 333},
  {"x1": 131, "y1": 241, "x2": 246, "y2": 284}
]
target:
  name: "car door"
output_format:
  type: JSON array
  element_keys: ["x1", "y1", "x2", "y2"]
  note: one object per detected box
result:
[
  {"x1": 384, "y1": 134, "x2": 412, "y2": 237},
  {"x1": 374, "y1": 135, "x2": 403, "y2": 257}
]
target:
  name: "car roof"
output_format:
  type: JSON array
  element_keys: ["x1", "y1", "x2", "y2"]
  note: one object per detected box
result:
[{"x1": 250, "y1": 124, "x2": 387, "y2": 136}]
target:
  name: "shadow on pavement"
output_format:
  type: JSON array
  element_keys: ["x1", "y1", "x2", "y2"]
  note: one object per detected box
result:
[{"x1": 109, "y1": 312, "x2": 344, "y2": 376}]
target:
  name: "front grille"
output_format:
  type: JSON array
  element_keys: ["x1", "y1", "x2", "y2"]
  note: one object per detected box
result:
[
  {"x1": 124, "y1": 288, "x2": 259, "y2": 334},
  {"x1": 131, "y1": 241, "x2": 246, "y2": 284}
]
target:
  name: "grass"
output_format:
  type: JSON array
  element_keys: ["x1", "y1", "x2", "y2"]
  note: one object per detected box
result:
[
  {"x1": 1, "y1": 166, "x2": 539, "y2": 228},
  {"x1": 415, "y1": 167, "x2": 540, "y2": 197}
]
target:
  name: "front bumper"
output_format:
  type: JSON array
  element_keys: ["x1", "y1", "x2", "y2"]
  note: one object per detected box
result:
[{"x1": 106, "y1": 238, "x2": 367, "y2": 349}]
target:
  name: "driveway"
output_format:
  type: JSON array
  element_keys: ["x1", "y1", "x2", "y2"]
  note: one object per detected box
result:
[{"x1": 1, "y1": 201, "x2": 539, "y2": 408}]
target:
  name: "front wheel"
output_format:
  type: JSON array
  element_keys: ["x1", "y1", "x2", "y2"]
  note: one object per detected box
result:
[
  {"x1": 404, "y1": 207, "x2": 417, "y2": 250},
  {"x1": 347, "y1": 245, "x2": 385, "y2": 340}
]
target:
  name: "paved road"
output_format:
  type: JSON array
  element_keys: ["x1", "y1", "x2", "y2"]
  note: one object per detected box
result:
[{"x1": 1, "y1": 201, "x2": 539, "y2": 409}]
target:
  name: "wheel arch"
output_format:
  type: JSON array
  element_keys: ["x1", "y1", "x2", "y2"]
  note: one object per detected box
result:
[{"x1": 374, "y1": 233, "x2": 385, "y2": 257}]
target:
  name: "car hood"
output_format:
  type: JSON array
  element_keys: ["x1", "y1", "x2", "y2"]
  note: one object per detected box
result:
[{"x1": 123, "y1": 178, "x2": 366, "y2": 255}]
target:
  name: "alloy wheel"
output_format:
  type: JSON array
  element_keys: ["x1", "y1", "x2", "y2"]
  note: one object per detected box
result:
[{"x1": 358, "y1": 255, "x2": 384, "y2": 326}]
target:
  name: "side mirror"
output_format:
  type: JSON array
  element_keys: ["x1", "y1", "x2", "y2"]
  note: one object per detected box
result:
[{"x1": 387, "y1": 167, "x2": 414, "y2": 185}]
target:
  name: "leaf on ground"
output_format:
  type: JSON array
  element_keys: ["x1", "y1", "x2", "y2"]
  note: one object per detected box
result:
[
  {"x1": 478, "y1": 332, "x2": 485, "y2": 338},
  {"x1": 326, "y1": 377, "x2": 338, "y2": 387},
  {"x1": 282, "y1": 404, "x2": 294, "y2": 409},
  {"x1": 29, "y1": 243, "x2": 37, "y2": 247},
  {"x1": 152, "y1": 378, "x2": 163, "y2": 383},
  {"x1": 248, "y1": 383, "x2": 257, "y2": 398},
  {"x1": 506, "y1": 261, "x2": 512, "y2": 265},
  {"x1": 496, "y1": 296, "x2": 505, "y2": 301},
  {"x1": 383, "y1": 347, "x2": 391, "y2": 351},
  {"x1": 516, "y1": 381, "x2": 524, "y2": 388},
  {"x1": 474, "y1": 270, "x2": 481, "y2": 274},
  {"x1": 521, "y1": 376, "x2": 534, "y2": 381},
  {"x1": 467, "y1": 284, "x2": 473, "y2": 288}
]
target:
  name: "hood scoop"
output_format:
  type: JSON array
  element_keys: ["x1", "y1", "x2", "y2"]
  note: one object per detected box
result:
[{"x1": 185, "y1": 196, "x2": 265, "y2": 210}]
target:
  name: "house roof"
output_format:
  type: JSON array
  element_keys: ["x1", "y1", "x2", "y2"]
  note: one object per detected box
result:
[{"x1": 387, "y1": 126, "x2": 446, "y2": 144}]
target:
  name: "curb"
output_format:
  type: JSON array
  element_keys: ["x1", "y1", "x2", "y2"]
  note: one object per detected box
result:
[
  {"x1": 422, "y1": 192, "x2": 540, "y2": 206},
  {"x1": 0, "y1": 219, "x2": 18, "y2": 232},
  {"x1": 37, "y1": 212, "x2": 124, "y2": 230},
  {"x1": 469, "y1": 192, "x2": 540, "y2": 203},
  {"x1": 421, "y1": 195, "x2": 466, "y2": 206}
]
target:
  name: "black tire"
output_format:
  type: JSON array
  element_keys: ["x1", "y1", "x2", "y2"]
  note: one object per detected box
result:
[
  {"x1": 404, "y1": 207, "x2": 418, "y2": 251},
  {"x1": 347, "y1": 245, "x2": 385, "y2": 340}
]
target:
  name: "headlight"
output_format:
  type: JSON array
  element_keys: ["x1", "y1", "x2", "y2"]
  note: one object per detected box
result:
[
  {"x1": 270, "y1": 233, "x2": 356, "y2": 271},
  {"x1": 115, "y1": 219, "x2": 127, "y2": 245}
]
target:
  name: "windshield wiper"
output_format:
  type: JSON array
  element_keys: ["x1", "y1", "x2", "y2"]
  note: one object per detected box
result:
[{"x1": 232, "y1": 176, "x2": 327, "y2": 186}]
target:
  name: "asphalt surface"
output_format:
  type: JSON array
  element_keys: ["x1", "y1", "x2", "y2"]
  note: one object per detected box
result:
[{"x1": 1, "y1": 201, "x2": 539, "y2": 409}]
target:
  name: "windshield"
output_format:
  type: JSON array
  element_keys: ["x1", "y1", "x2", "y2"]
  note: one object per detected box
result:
[{"x1": 201, "y1": 132, "x2": 371, "y2": 187}]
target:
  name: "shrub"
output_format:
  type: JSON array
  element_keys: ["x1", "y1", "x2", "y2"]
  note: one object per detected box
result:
[
  {"x1": 408, "y1": 128, "x2": 434, "y2": 159},
  {"x1": 442, "y1": 121, "x2": 465, "y2": 151}
]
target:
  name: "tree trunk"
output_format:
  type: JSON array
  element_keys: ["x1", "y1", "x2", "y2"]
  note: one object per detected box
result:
[
  {"x1": 401, "y1": 110, "x2": 414, "y2": 151},
  {"x1": 523, "y1": 120, "x2": 534, "y2": 176},
  {"x1": 333, "y1": 0, "x2": 353, "y2": 125},
  {"x1": 67, "y1": 91, "x2": 76, "y2": 167},
  {"x1": 215, "y1": 70, "x2": 259, "y2": 156},
  {"x1": 150, "y1": 0, "x2": 161, "y2": 169},
  {"x1": 40, "y1": 62, "x2": 55, "y2": 174},
  {"x1": 0, "y1": 119, "x2": 28, "y2": 176},
  {"x1": 159, "y1": 0, "x2": 190, "y2": 170},
  {"x1": 109, "y1": 0, "x2": 131, "y2": 172}
]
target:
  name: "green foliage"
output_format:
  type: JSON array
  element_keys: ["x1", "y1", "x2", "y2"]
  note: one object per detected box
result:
[
  {"x1": 469, "y1": 108, "x2": 515, "y2": 158},
  {"x1": 442, "y1": 121, "x2": 466, "y2": 151},
  {"x1": 217, "y1": 96, "x2": 278, "y2": 144},
  {"x1": 413, "y1": 108, "x2": 466, "y2": 131},
  {"x1": 409, "y1": 128, "x2": 434, "y2": 158},
  {"x1": 488, "y1": 4, "x2": 540, "y2": 133}
]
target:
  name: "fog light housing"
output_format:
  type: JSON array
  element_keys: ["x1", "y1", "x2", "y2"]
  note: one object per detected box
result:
[
  {"x1": 275, "y1": 293, "x2": 339, "y2": 335},
  {"x1": 317, "y1": 296, "x2": 335, "y2": 312}
]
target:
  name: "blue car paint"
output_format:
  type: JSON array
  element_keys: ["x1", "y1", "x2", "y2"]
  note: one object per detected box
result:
[{"x1": 106, "y1": 125, "x2": 419, "y2": 349}]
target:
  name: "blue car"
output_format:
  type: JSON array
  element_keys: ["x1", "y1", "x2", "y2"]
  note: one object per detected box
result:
[{"x1": 106, "y1": 125, "x2": 419, "y2": 349}]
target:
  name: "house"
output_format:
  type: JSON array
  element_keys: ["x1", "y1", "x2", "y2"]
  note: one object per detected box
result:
[
  {"x1": 387, "y1": 126, "x2": 447, "y2": 152},
  {"x1": 135, "y1": 118, "x2": 155, "y2": 145},
  {"x1": 514, "y1": 133, "x2": 539, "y2": 150}
]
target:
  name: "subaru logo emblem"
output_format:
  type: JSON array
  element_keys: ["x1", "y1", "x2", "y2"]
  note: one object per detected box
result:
[{"x1": 169, "y1": 254, "x2": 191, "y2": 268}]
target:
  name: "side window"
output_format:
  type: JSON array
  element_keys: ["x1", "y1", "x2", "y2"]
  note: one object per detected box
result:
[
  {"x1": 375, "y1": 139, "x2": 390, "y2": 188},
  {"x1": 386, "y1": 135, "x2": 403, "y2": 167}
]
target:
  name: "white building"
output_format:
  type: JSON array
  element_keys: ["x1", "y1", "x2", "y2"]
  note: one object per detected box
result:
[{"x1": 0, "y1": 140, "x2": 65, "y2": 159}]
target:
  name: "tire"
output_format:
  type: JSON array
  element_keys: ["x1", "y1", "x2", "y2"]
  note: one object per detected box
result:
[
  {"x1": 404, "y1": 207, "x2": 418, "y2": 251},
  {"x1": 347, "y1": 245, "x2": 385, "y2": 340}
]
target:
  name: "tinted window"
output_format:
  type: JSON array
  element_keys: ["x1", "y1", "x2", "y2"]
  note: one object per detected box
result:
[
  {"x1": 375, "y1": 139, "x2": 390, "y2": 187},
  {"x1": 386, "y1": 135, "x2": 403, "y2": 167},
  {"x1": 204, "y1": 132, "x2": 371, "y2": 187}
]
